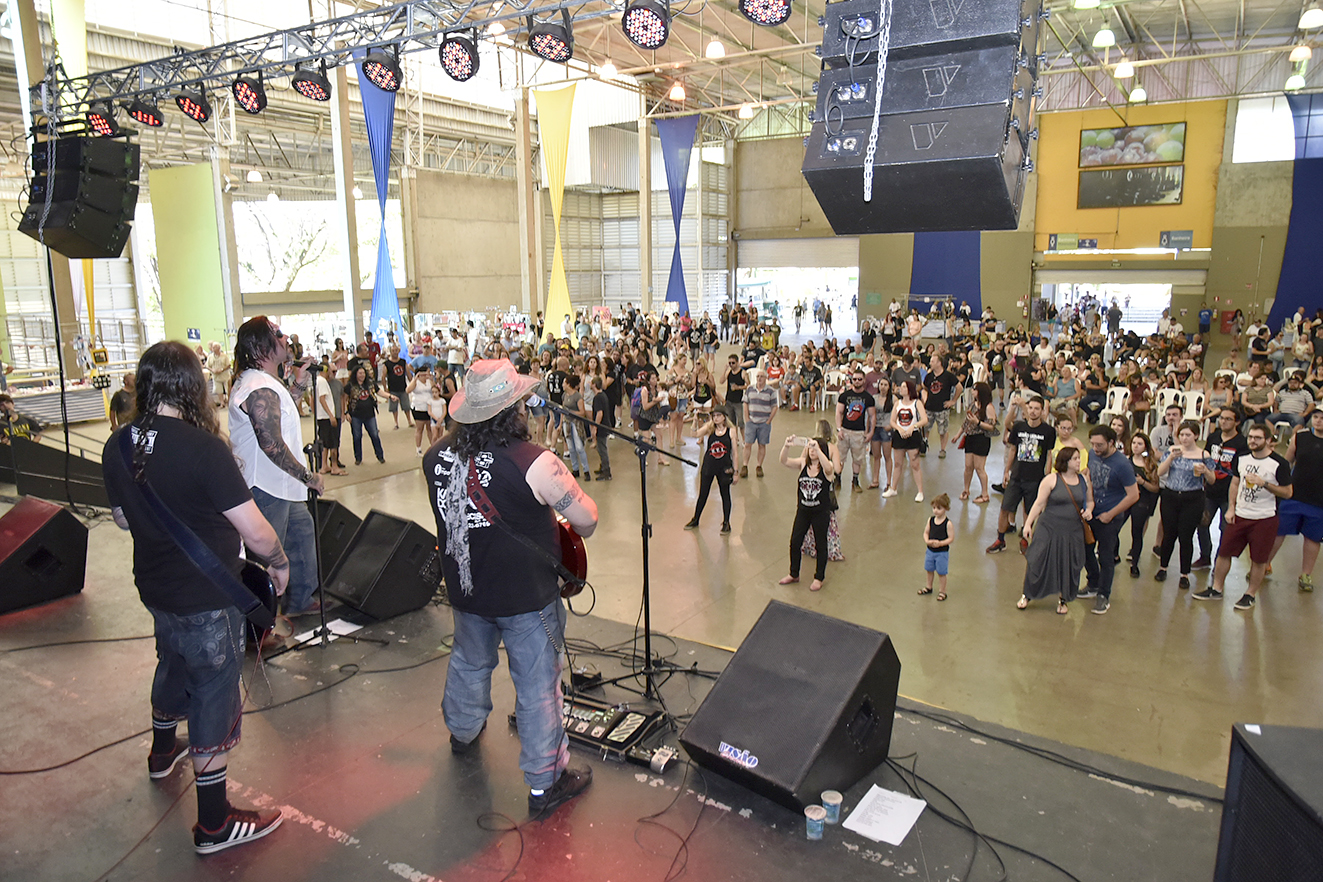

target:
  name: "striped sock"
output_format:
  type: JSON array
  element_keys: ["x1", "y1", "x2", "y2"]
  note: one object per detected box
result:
[
  {"x1": 151, "y1": 717, "x2": 177, "y2": 755},
  {"x1": 196, "y1": 766, "x2": 228, "y2": 831}
]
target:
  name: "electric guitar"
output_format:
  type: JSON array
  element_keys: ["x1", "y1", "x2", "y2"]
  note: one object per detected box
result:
[
  {"x1": 557, "y1": 517, "x2": 588, "y2": 598},
  {"x1": 240, "y1": 561, "x2": 279, "y2": 645}
]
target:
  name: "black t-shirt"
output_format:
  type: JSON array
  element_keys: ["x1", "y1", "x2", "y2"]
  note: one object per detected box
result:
[
  {"x1": 1249, "y1": 336, "x2": 1270, "y2": 362},
  {"x1": 726, "y1": 366, "x2": 746, "y2": 404},
  {"x1": 688, "y1": 328, "x2": 703, "y2": 348},
  {"x1": 891, "y1": 366, "x2": 921, "y2": 393},
  {"x1": 741, "y1": 345, "x2": 763, "y2": 367},
  {"x1": 1292, "y1": 432, "x2": 1323, "y2": 508},
  {"x1": 837, "y1": 389, "x2": 875, "y2": 431},
  {"x1": 102, "y1": 417, "x2": 253, "y2": 613},
  {"x1": 801, "y1": 365, "x2": 823, "y2": 387},
  {"x1": 592, "y1": 390, "x2": 614, "y2": 429},
  {"x1": 0, "y1": 413, "x2": 42, "y2": 441},
  {"x1": 926, "y1": 371, "x2": 958, "y2": 409},
  {"x1": 384, "y1": 357, "x2": 409, "y2": 393},
  {"x1": 546, "y1": 369, "x2": 568, "y2": 404},
  {"x1": 110, "y1": 389, "x2": 135, "y2": 420},
  {"x1": 1007, "y1": 420, "x2": 1052, "y2": 484},
  {"x1": 1204, "y1": 429, "x2": 1250, "y2": 505}
]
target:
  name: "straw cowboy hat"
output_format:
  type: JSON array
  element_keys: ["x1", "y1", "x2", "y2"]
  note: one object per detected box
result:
[{"x1": 448, "y1": 358, "x2": 541, "y2": 424}]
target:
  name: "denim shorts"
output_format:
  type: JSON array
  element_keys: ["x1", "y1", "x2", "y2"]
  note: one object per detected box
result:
[
  {"x1": 746, "y1": 421, "x2": 772, "y2": 446},
  {"x1": 924, "y1": 549, "x2": 949, "y2": 575},
  {"x1": 149, "y1": 606, "x2": 246, "y2": 755}
]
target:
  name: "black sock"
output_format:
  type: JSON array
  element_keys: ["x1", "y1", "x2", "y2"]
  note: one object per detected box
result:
[
  {"x1": 151, "y1": 716, "x2": 177, "y2": 755},
  {"x1": 196, "y1": 766, "x2": 229, "y2": 831},
  {"x1": 998, "y1": 530, "x2": 1007, "y2": 542}
]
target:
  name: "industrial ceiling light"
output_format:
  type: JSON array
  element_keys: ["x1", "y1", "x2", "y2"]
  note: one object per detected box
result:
[
  {"x1": 267, "y1": 192, "x2": 280, "y2": 203},
  {"x1": 246, "y1": 169, "x2": 263, "y2": 183},
  {"x1": 362, "y1": 46, "x2": 402, "y2": 91},
  {"x1": 439, "y1": 31, "x2": 480, "y2": 81},
  {"x1": 738, "y1": 102, "x2": 755, "y2": 119},
  {"x1": 1290, "y1": 44, "x2": 1313, "y2": 62},
  {"x1": 232, "y1": 73, "x2": 267, "y2": 114},
  {"x1": 599, "y1": 58, "x2": 619, "y2": 79},
  {"x1": 738, "y1": 0, "x2": 792, "y2": 27},
  {"x1": 668, "y1": 80, "x2": 686, "y2": 101},
  {"x1": 292, "y1": 62, "x2": 332, "y2": 101},
  {"x1": 85, "y1": 101, "x2": 119, "y2": 136},
  {"x1": 352, "y1": 185, "x2": 364, "y2": 200},
  {"x1": 705, "y1": 37, "x2": 726, "y2": 58},
  {"x1": 1113, "y1": 58, "x2": 1134, "y2": 78},
  {"x1": 128, "y1": 97, "x2": 164, "y2": 127},
  {"x1": 175, "y1": 88, "x2": 212, "y2": 123},
  {"x1": 1128, "y1": 83, "x2": 1147, "y2": 102},
  {"x1": 528, "y1": 9, "x2": 574, "y2": 63},
  {"x1": 1092, "y1": 26, "x2": 1116, "y2": 48},
  {"x1": 1286, "y1": 72, "x2": 1307, "y2": 90},
  {"x1": 623, "y1": 0, "x2": 671, "y2": 50},
  {"x1": 1072, "y1": 0, "x2": 1100, "y2": 8},
  {"x1": 1300, "y1": 4, "x2": 1323, "y2": 29}
]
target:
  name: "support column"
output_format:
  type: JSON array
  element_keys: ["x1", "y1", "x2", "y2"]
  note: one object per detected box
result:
[
  {"x1": 695, "y1": 133, "x2": 704, "y2": 317},
  {"x1": 638, "y1": 100, "x2": 653, "y2": 314},
  {"x1": 515, "y1": 87, "x2": 537, "y2": 316},
  {"x1": 210, "y1": 146, "x2": 242, "y2": 336},
  {"x1": 331, "y1": 60, "x2": 363, "y2": 343}
]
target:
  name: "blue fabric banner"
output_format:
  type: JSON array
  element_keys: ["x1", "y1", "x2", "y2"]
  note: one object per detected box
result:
[
  {"x1": 656, "y1": 115, "x2": 700, "y2": 317},
  {"x1": 910, "y1": 231, "x2": 981, "y2": 315},
  {"x1": 356, "y1": 55, "x2": 403, "y2": 339},
  {"x1": 1269, "y1": 96, "x2": 1323, "y2": 329}
]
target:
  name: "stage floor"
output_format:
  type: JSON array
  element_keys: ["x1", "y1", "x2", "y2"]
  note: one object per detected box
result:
[{"x1": 2, "y1": 597, "x2": 1224, "y2": 882}]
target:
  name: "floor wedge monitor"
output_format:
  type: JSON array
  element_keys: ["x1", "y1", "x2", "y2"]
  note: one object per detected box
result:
[
  {"x1": 679, "y1": 600, "x2": 901, "y2": 811},
  {"x1": 325, "y1": 510, "x2": 439, "y2": 620},
  {"x1": 0, "y1": 497, "x2": 89, "y2": 615}
]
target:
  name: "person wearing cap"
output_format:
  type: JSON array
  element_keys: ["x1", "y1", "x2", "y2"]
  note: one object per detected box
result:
[{"x1": 424, "y1": 358, "x2": 599, "y2": 818}]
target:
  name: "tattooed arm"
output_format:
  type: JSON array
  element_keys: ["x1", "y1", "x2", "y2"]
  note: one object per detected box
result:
[
  {"x1": 526, "y1": 449, "x2": 598, "y2": 537},
  {"x1": 242, "y1": 387, "x2": 324, "y2": 493},
  {"x1": 222, "y1": 498, "x2": 290, "y2": 595}
]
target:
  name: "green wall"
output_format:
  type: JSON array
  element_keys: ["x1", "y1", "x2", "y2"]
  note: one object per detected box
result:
[{"x1": 150, "y1": 162, "x2": 228, "y2": 345}]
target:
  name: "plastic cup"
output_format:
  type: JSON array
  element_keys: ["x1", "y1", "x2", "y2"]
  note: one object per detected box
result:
[
  {"x1": 805, "y1": 804, "x2": 827, "y2": 840},
  {"x1": 821, "y1": 790, "x2": 843, "y2": 824}
]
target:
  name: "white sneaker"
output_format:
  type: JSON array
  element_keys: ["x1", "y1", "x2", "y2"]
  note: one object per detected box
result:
[
  {"x1": 882, "y1": 487, "x2": 898, "y2": 498},
  {"x1": 914, "y1": 492, "x2": 924, "y2": 503},
  {"x1": 417, "y1": 447, "x2": 423, "y2": 456}
]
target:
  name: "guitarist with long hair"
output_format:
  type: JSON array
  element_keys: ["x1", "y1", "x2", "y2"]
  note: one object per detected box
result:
[
  {"x1": 103, "y1": 340, "x2": 288, "y2": 854},
  {"x1": 425, "y1": 358, "x2": 598, "y2": 818}
]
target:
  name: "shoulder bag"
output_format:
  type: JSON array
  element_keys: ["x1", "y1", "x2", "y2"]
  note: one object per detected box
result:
[{"x1": 1064, "y1": 476, "x2": 1095, "y2": 544}]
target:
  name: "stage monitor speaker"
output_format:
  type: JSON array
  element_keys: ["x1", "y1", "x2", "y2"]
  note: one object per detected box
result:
[
  {"x1": 0, "y1": 497, "x2": 88, "y2": 616},
  {"x1": 679, "y1": 600, "x2": 901, "y2": 811},
  {"x1": 325, "y1": 510, "x2": 439, "y2": 620},
  {"x1": 310, "y1": 498, "x2": 363, "y2": 579},
  {"x1": 20, "y1": 136, "x2": 139, "y2": 259},
  {"x1": 1214, "y1": 723, "x2": 1323, "y2": 881},
  {"x1": 818, "y1": 0, "x2": 1041, "y2": 66}
]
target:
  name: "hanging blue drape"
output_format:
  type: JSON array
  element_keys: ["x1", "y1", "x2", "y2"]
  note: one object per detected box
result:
[
  {"x1": 910, "y1": 231, "x2": 982, "y2": 315},
  {"x1": 1267, "y1": 94, "x2": 1323, "y2": 329},
  {"x1": 656, "y1": 115, "x2": 700, "y2": 317},
  {"x1": 356, "y1": 53, "x2": 403, "y2": 338}
]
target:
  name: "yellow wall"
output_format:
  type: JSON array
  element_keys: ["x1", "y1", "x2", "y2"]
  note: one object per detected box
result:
[{"x1": 1035, "y1": 101, "x2": 1227, "y2": 254}]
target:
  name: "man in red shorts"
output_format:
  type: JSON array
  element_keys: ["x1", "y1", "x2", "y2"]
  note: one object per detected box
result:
[{"x1": 1198, "y1": 424, "x2": 1293, "y2": 610}]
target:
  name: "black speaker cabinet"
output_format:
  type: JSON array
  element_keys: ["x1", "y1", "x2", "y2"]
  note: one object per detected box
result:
[
  {"x1": 679, "y1": 601, "x2": 901, "y2": 811},
  {"x1": 20, "y1": 136, "x2": 139, "y2": 259},
  {"x1": 819, "y1": 0, "x2": 1040, "y2": 65},
  {"x1": 0, "y1": 497, "x2": 88, "y2": 615},
  {"x1": 1214, "y1": 723, "x2": 1323, "y2": 881},
  {"x1": 325, "y1": 510, "x2": 439, "y2": 620},
  {"x1": 309, "y1": 498, "x2": 363, "y2": 579}
]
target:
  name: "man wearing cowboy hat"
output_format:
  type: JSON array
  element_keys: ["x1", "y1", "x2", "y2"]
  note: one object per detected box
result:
[{"x1": 424, "y1": 358, "x2": 599, "y2": 817}]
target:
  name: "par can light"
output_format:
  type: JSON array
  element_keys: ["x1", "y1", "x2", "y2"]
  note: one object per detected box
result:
[
  {"x1": 128, "y1": 97, "x2": 164, "y2": 127},
  {"x1": 233, "y1": 73, "x2": 267, "y2": 114},
  {"x1": 623, "y1": 0, "x2": 671, "y2": 50},
  {"x1": 362, "y1": 48, "x2": 402, "y2": 92},
  {"x1": 86, "y1": 101, "x2": 120, "y2": 136},
  {"x1": 440, "y1": 32, "x2": 480, "y2": 81},
  {"x1": 175, "y1": 89, "x2": 212, "y2": 123},
  {"x1": 293, "y1": 62, "x2": 332, "y2": 101},
  {"x1": 528, "y1": 10, "x2": 574, "y2": 63}
]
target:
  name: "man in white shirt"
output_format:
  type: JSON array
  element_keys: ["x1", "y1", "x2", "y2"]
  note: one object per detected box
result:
[{"x1": 230, "y1": 316, "x2": 325, "y2": 615}]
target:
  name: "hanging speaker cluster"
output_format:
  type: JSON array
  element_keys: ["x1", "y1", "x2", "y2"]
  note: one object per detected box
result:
[
  {"x1": 19, "y1": 136, "x2": 140, "y2": 259},
  {"x1": 801, "y1": 0, "x2": 1046, "y2": 234}
]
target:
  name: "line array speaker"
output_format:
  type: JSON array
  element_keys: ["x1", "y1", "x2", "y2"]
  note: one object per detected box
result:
[
  {"x1": 19, "y1": 137, "x2": 140, "y2": 259},
  {"x1": 325, "y1": 510, "x2": 439, "y2": 620},
  {"x1": 679, "y1": 601, "x2": 901, "y2": 811},
  {"x1": 802, "y1": 0, "x2": 1044, "y2": 234},
  {"x1": 0, "y1": 497, "x2": 89, "y2": 616}
]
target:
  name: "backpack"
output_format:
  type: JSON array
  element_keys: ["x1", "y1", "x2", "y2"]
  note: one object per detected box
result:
[{"x1": 630, "y1": 386, "x2": 644, "y2": 421}]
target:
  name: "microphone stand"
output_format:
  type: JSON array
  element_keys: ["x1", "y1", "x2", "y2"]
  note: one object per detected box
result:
[{"x1": 541, "y1": 398, "x2": 696, "y2": 700}]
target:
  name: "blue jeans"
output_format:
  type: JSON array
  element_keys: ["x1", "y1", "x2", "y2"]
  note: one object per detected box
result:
[
  {"x1": 350, "y1": 414, "x2": 384, "y2": 463},
  {"x1": 565, "y1": 422, "x2": 589, "y2": 474},
  {"x1": 251, "y1": 486, "x2": 319, "y2": 613},
  {"x1": 443, "y1": 598, "x2": 569, "y2": 790},
  {"x1": 149, "y1": 606, "x2": 245, "y2": 755},
  {"x1": 1084, "y1": 514, "x2": 1126, "y2": 599}
]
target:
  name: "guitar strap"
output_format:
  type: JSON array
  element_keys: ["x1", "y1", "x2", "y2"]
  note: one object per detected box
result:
[
  {"x1": 117, "y1": 429, "x2": 276, "y2": 631},
  {"x1": 463, "y1": 458, "x2": 584, "y2": 591}
]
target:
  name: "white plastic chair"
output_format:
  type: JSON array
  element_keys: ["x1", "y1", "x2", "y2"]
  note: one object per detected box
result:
[
  {"x1": 1100, "y1": 387, "x2": 1131, "y2": 424},
  {"x1": 971, "y1": 362, "x2": 987, "y2": 385},
  {"x1": 1214, "y1": 369, "x2": 1237, "y2": 385},
  {"x1": 1156, "y1": 388, "x2": 1184, "y2": 416},
  {"x1": 1182, "y1": 390, "x2": 1206, "y2": 424},
  {"x1": 1282, "y1": 366, "x2": 1304, "y2": 383},
  {"x1": 819, "y1": 369, "x2": 847, "y2": 412}
]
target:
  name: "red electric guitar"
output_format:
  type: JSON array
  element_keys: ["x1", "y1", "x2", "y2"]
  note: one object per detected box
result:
[{"x1": 556, "y1": 516, "x2": 588, "y2": 598}]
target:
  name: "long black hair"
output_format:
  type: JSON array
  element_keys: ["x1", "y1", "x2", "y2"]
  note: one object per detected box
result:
[
  {"x1": 445, "y1": 404, "x2": 530, "y2": 460},
  {"x1": 132, "y1": 340, "x2": 219, "y2": 479},
  {"x1": 234, "y1": 315, "x2": 279, "y2": 374}
]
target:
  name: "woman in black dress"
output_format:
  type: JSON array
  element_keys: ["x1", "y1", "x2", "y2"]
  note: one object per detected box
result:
[
  {"x1": 684, "y1": 408, "x2": 740, "y2": 533},
  {"x1": 778, "y1": 430, "x2": 839, "y2": 592},
  {"x1": 1018, "y1": 447, "x2": 1094, "y2": 614},
  {"x1": 960, "y1": 381, "x2": 997, "y2": 504}
]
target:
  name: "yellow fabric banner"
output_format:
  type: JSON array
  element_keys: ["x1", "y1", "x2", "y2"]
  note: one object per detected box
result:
[{"x1": 533, "y1": 85, "x2": 576, "y2": 345}]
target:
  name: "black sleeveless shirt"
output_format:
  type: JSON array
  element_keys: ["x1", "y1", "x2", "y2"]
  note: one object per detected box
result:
[{"x1": 703, "y1": 426, "x2": 734, "y2": 475}]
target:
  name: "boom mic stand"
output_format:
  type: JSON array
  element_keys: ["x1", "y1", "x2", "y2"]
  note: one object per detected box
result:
[{"x1": 541, "y1": 398, "x2": 696, "y2": 700}]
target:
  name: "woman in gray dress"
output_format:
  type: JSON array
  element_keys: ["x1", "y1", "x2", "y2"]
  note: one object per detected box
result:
[{"x1": 1017, "y1": 447, "x2": 1094, "y2": 614}]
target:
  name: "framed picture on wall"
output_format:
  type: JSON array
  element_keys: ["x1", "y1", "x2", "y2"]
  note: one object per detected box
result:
[
  {"x1": 1079, "y1": 122, "x2": 1186, "y2": 167},
  {"x1": 1078, "y1": 165, "x2": 1185, "y2": 208}
]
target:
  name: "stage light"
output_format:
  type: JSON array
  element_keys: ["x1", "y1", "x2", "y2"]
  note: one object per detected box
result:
[
  {"x1": 1113, "y1": 58, "x2": 1134, "y2": 78},
  {"x1": 86, "y1": 101, "x2": 119, "y2": 136},
  {"x1": 738, "y1": 0, "x2": 791, "y2": 27},
  {"x1": 668, "y1": 81, "x2": 686, "y2": 102},
  {"x1": 1290, "y1": 45, "x2": 1313, "y2": 62},
  {"x1": 362, "y1": 47, "x2": 402, "y2": 92},
  {"x1": 1286, "y1": 72, "x2": 1307, "y2": 90},
  {"x1": 233, "y1": 73, "x2": 267, "y2": 114},
  {"x1": 738, "y1": 102, "x2": 755, "y2": 119},
  {"x1": 1092, "y1": 27, "x2": 1115, "y2": 48},
  {"x1": 247, "y1": 169, "x2": 263, "y2": 183},
  {"x1": 1072, "y1": 0, "x2": 1100, "y2": 8},
  {"x1": 1301, "y1": 5, "x2": 1323, "y2": 29},
  {"x1": 599, "y1": 58, "x2": 619, "y2": 79},
  {"x1": 440, "y1": 32, "x2": 480, "y2": 81},
  {"x1": 623, "y1": 0, "x2": 671, "y2": 50},
  {"x1": 292, "y1": 62, "x2": 332, "y2": 101},
  {"x1": 128, "y1": 97, "x2": 164, "y2": 127},
  {"x1": 267, "y1": 192, "x2": 280, "y2": 202},
  {"x1": 175, "y1": 89, "x2": 212, "y2": 123},
  {"x1": 528, "y1": 10, "x2": 574, "y2": 63},
  {"x1": 1128, "y1": 84, "x2": 1147, "y2": 102},
  {"x1": 705, "y1": 37, "x2": 726, "y2": 58}
]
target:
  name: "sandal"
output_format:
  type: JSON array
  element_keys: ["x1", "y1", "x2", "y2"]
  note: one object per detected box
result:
[
  {"x1": 868, "y1": 482, "x2": 880, "y2": 489},
  {"x1": 1057, "y1": 600, "x2": 1069, "y2": 615},
  {"x1": 973, "y1": 495, "x2": 990, "y2": 504},
  {"x1": 936, "y1": 592, "x2": 947, "y2": 602},
  {"x1": 1016, "y1": 595, "x2": 1029, "y2": 610},
  {"x1": 917, "y1": 586, "x2": 933, "y2": 596},
  {"x1": 959, "y1": 491, "x2": 970, "y2": 501}
]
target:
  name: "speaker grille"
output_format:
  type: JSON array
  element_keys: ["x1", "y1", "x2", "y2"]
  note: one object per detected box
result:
[{"x1": 1223, "y1": 748, "x2": 1323, "y2": 880}]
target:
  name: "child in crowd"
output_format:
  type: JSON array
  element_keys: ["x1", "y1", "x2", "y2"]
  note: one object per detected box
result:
[{"x1": 919, "y1": 493, "x2": 954, "y2": 601}]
